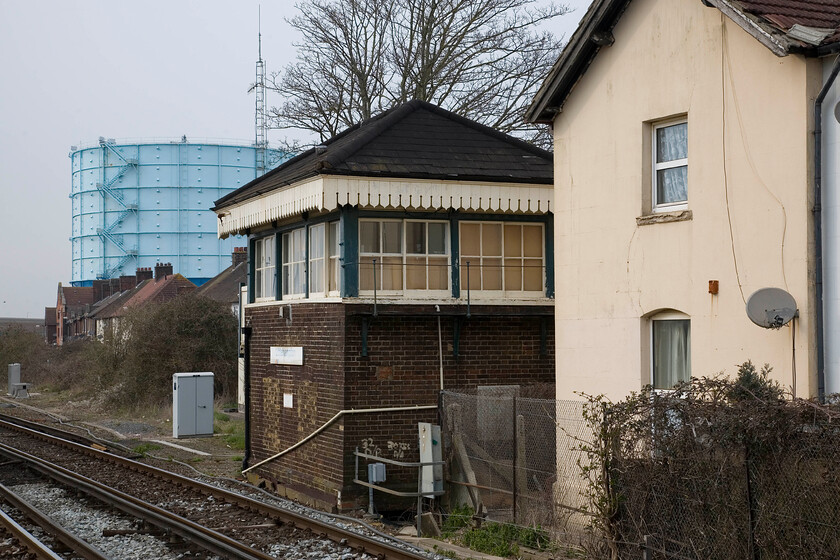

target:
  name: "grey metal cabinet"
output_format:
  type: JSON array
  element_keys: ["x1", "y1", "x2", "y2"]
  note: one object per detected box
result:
[{"x1": 172, "y1": 372, "x2": 214, "y2": 438}]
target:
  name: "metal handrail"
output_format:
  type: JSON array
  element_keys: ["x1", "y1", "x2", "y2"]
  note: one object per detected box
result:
[{"x1": 354, "y1": 448, "x2": 445, "y2": 537}]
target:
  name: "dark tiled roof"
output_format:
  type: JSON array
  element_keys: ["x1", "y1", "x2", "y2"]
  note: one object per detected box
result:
[
  {"x1": 195, "y1": 262, "x2": 246, "y2": 305},
  {"x1": 61, "y1": 286, "x2": 96, "y2": 308},
  {"x1": 739, "y1": 0, "x2": 840, "y2": 45},
  {"x1": 527, "y1": 0, "x2": 840, "y2": 123},
  {"x1": 89, "y1": 281, "x2": 149, "y2": 320},
  {"x1": 214, "y1": 100, "x2": 553, "y2": 210}
]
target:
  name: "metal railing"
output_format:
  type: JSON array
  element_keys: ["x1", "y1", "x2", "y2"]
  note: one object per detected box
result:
[{"x1": 354, "y1": 448, "x2": 445, "y2": 537}]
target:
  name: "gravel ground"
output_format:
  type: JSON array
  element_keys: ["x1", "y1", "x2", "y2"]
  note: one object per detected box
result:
[{"x1": 4, "y1": 483, "x2": 199, "y2": 560}]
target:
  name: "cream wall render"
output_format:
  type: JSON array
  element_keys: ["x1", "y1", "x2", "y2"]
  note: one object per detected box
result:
[{"x1": 551, "y1": 0, "x2": 821, "y2": 401}]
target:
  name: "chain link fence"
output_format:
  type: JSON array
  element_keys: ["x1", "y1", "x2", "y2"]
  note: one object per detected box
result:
[
  {"x1": 440, "y1": 388, "x2": 592, "y2": 542},
  {"x1": 440, "y1": 376, "x2": 840, "y2": 559}
]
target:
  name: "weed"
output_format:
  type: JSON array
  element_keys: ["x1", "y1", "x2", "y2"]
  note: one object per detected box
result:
[
  {"x1": 132, "y1": 443, "x2": 162, "y2": 456},
  {"x1": 232, "y1": 455, "x2": 243, "y2": 462},
  {"x1": 214, "y1": 411, "x2": 231, "y2": 423}
]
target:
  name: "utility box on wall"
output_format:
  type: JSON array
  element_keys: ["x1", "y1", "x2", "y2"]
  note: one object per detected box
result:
[{"x1": 172, "y1": 372, "x2": 214, "y2": 438}]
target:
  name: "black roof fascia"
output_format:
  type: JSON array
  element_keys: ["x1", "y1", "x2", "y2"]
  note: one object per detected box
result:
[{"x1": 525, "y1": 0, "x2": 632, "y2": 124}]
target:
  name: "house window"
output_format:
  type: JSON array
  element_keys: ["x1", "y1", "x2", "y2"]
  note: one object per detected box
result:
[
  {"x1": 309, "y1": 224, "x2": 325, "y2": 294},
  {"x1": 652, "y1": 120, "x2": 688, "y2": 211},
  {"x1": 459, "y1": 222, "x2": 544, "y2": 292},
  {"x1": 651, "y1": 315, "x2": 690, "y2": 389},
  {"x1": 359, "y1": 219, "x2": 449, "y2": 291},
  {"x1": 282, "y1": 228, "x2": 305, "y2": 297},
  {"x1": 254, "y1": 235, "x2": 276, "y2": 300}
]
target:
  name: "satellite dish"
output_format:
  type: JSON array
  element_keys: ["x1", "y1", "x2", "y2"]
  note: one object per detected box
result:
[{"x1": 746, "y1": 288, "x2": 797, "y2": 329}]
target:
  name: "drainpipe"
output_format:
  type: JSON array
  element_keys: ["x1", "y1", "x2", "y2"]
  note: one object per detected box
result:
[
  {"x1": 814, "y1": 55, "x2": 840, "y2": 402},
  {"x1": 241, "y1": 325, "x2": 253, "y2": 472}
]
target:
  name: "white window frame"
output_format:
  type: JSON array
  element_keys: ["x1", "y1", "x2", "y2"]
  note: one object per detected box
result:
[
  {"x1": 652, "y1": 119, "x2": 688, "y2": 212},
  {"x1": 282, "y1": 228, "x2": 306, "y2": 299},
  {"x1": 358, "y1": 219, "x2": 451, "y2": 295},
  {"x1": 327, "y1": 221, "x2": 341, "y2": 296},
  {"x1": 650, "y1": 311, "x2": 691, "y2": 390},
  {"x1": 458, "y1": 221, "x2": 545, "y2": 296},
  {"x1": 308, "y1": 223, "x2": 326, "y2": 296},
  {"x1": 254, "y1": 235, "x2": 276, "y2": 301}
]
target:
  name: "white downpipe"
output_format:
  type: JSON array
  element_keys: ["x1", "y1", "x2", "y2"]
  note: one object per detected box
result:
[
  {"x1": 241, "y1": 404, "x2": 438, "y2": 474},
  {"x1": 823, "y1": 56, "x2": 840, "y2": 395}
]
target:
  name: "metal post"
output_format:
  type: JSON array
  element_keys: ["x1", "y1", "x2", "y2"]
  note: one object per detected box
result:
[
  {"x1": 373, "y1": 258, "x2": 378, "y2": 317},
  {"x1": 642, "y1": 535, "x2": 651, "y2": 560},
  {"x1": 466, "y1": 261, "x2": 471, "y2": 318},
  {"x1": 417, "y1": 464, "x2": 423, "y2": 537},
  {"x1": 512, "y1": 395, "x2": 518, "y2": 523}
]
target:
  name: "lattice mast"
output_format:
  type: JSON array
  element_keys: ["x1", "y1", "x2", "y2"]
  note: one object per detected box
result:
[{"x1": 255, "y1": 7, "x2": 267, "y2": 176}]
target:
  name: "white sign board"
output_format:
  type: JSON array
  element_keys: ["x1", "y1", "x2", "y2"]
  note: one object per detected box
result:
[{"x1": 270, "y1": 346, "x2": 304, "y2": 365}]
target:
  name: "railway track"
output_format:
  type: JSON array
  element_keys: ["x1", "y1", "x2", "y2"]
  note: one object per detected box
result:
[
  {"x1": 0, "y1": 498, "x2": 69, "y2": 559},
  {"x1": 0, "y1": 414, "x2": 432, "y2": 560}
]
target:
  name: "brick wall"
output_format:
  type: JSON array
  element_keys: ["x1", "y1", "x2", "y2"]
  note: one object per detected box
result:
[{"x1": 245, "y1": 301, "x2": 554, "y2": 512}]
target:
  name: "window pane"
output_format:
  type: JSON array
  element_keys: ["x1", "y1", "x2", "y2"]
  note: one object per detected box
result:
[
  {"x1": 461, "y1": 223, "x2": 480, "y2": 256},
  {"x1": 382, "y1": 222, "x2": 402, "y2": 253},
  {"x1": 504, "y1": 225, "x2": 521, "y2": 257},
  {"x1": 405, "y1": 222, "x2": 426, "y2": 254},
  {"x1": 656, "y1": 166, "x2": 688, "y2": 204},
  {"x1": 255, "y1": 239, "x2": 264, "y2": 268},
  {"x1": 360, "y1": 222, "x2": 379, "y2": 253},
  {"x1": 504, "y1": 258, "x2": 522, "y2": 290},
  {"x1": 428, "y1": 223, "x2": 447, "y2": 255},
  {"x1": 294, "y1": 229, "x2": 305, "y2": 261},
  {"x1": 382, "y1": 256, "x2": 402, "y2": 290},
  {"x1": 482, "y1": 258, "x2": 502, "y2": 290},
  {"x1": 524, "y1": 259, "x2": 543, "y2": 291},
  {"x1": 265, "y1": 236, "x2": 274, "y2": 266},
  {"x1": 523, "y1": 226, "x2": 543, "y2": 257},
  {"x1": 656, "y1": 123, "x2": 687, "y2": 163},
  {"x1": 359, "y1": 256, "x2": 377, "y2": 290},
  {"x1": 483, "y1": 224, "x2": 502, "y2": 256},
  {"x1": 310, "y1": 224, "x2": 324, "y2": 259},
  {"x1": 328, "y1": 222, "x2": 339, "y2": 256},
  {"x1": 460, "y1": 258, "x2": 481, "y2": 291},
  {"x1": 255, "y1": 269, "x2": 264, "y2": 298},
  {"x1": 428, "y1": 257, "x2": 448, "y2": 290},
  {"x1": 268, "y1": 268, "x2": 276, "y2": 298},
  {"x1": 293, "y1": 262, "x2": 304, "y2": 294},
  {"x1": 329, "y1": 257, "x2": 339, "y2": 292},
  {"x1": 652, "y1": 319, "x2": 691, "y2": 389},
  {"x1": 406, "y1": 256, "x2": 427, "y2": 289},
  {"x1": 309, "y1": 259, "x2": 324, "y2": 293}
]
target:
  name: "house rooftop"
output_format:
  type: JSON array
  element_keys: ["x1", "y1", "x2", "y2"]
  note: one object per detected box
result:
[
  {"x1": 526, "y1": 0, "x2": 840, "y2": 123},
  {"x1": 195, "y1": 261, "x2": 246, "y2": 305},
  {"x1": 214, "y1": 100, "x2": 553, "y2": 211}
]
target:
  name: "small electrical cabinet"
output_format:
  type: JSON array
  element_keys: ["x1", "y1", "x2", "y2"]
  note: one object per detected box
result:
[{"x1": 172, "y1": 372, "x2": 214, "y2": 438}]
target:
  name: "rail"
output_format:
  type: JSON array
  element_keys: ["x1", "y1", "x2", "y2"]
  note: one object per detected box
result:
[
  {"x1": 0, "y1": 415, "x2": 431, "y2": 560},
  {"x1": 0, "y1": 488, "x2": 83, "y2": 560}
]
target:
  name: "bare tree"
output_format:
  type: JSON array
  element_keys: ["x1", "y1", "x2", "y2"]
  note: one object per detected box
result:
[{"x1": 268, "y1": 0, "x2": 569, "y2": 148}]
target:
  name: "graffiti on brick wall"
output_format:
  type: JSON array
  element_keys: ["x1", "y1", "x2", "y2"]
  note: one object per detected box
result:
[
  {"x1": 360, "y1": 438, "x2": 412, "y2": 459},
  {"x1": 387, "y1": 440, "x2": 410, "y2": 459},
  {"x1": 360, "y1": 438, "x2": 381, "y2": 457}
]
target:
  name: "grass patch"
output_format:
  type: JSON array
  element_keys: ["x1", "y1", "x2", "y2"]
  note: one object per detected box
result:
[
  {"x1": 232, "y1": 455, "x2": 243, "y2": 462},
  {"x1": 132, "y1": 443, "x2": 162, "y2": 456},
  {"x1": 213, "y1": 410, "x2": 245, "y2": 450},
  {"x1": 438, "y1": 506, "x2": 552, "y2": 558}
]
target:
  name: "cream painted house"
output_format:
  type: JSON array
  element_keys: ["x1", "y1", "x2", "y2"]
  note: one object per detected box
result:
[{"x1": 527, "y1": 0, "x2": 840, "y2": 400}]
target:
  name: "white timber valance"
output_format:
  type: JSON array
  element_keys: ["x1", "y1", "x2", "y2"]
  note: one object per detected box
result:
[{"x1": 215, "y1": 175, "x2": 553, "y2": 238}]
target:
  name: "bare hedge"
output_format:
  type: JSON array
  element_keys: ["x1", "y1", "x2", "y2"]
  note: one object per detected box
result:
[{"x1": 578, "y1": 362, "x2": 840, "y2": 560}]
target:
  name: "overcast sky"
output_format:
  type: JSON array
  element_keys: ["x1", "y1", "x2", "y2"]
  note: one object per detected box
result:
[{"x1": 0, "y1": 0, "x2": 589, "y2": 319}]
